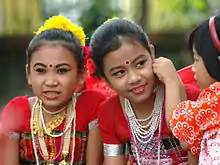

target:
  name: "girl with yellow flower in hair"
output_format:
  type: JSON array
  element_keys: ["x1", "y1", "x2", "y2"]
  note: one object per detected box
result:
[{"x1": 0, "y1": 15, "x2": 106, "y2": 165}]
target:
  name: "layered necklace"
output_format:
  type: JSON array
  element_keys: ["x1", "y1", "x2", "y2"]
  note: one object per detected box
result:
[
  {"x1": 30, "y1": 94, "x2": 77, "y2": 165},
  {"x1": 124, "y1": 84, "x2": 164, "y2": 165}
]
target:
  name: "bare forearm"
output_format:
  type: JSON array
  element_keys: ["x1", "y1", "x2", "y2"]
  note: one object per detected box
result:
[
  {"x1": 104, "y1": 155, "x2": 126, "y2": 165},
  {"x1": 164, "y1": 76, "x2": 186, "y2": 129},
  {"x1": 188, "y1": 151, "x2": 198, "y2": 165},
  {"x1": 86, "y1": 128, "x2": 104, "y2": 165},
  {"x1": 3, "y1": 139, "x2": 20, "y2": 165}
]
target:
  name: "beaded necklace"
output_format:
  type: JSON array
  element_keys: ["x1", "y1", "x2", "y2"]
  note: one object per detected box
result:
[
  {"x1": 124, "y1": 84, "x2": 164, "y2": 165},
  {"x1": 30, "y1": 94, "x2": 76, "y2": 165}
]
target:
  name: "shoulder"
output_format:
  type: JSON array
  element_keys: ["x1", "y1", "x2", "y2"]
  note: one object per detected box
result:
[
  {"x1": 98, "y1": 95, "x2": 128, "y2": 144},
  {"x1": 78, "y1": 89, "x2": 106, "y2": 103},
  {"x1": 98, "y1": 95, "x2": 121, "y2": 118},
  {"x1": 75, "y1": 90, "x2": 106, "y2": 124},
  {"x1": 4, "y1": 96, "x2": 29, "y2": 111},
  {"x1": 1, "y1": 96, "x2": 30, "y2": 133},
  {"x1": 76, "y1": 89, "x2": 106, "y2": 110}
]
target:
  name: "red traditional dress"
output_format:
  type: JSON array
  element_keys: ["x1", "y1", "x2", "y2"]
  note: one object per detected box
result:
[
  {"x1": 170, "y1": 82, "x2": 220, "y2": 165},
  {"x1": 0, "y1": 90, "x2": 105, "y2": 165},
  {"x1": 98, "y1": 84, "x2": 200, "y2": 165}
]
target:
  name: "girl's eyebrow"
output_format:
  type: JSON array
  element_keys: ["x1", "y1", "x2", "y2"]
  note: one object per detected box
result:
[
  {"x1": 33, "y1": 63, "x2": 71, "y2": 68},
  {"x1": 109, "y1": 54, "x2": 146, "y2": 73},
  {"x1": 55, "y1": 63, "x2": 71, "y2": 68},
  {"x1": 33, "y1": 63, "x2": 47, "y2": 67}
]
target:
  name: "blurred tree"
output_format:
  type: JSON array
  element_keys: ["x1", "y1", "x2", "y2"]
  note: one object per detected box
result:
[
  {"x1": 78, "y1": 0, "x2": 122, "y2": 44},
  {"x1": 42, "y1": 0, "x2": 122, "y2": 44},
  {"x1": 1, "y1": 0, "x2": 43, "y2": 35},
  {"x1": 131, "y1": 0, "x2": 149, "y2": 31},
  {"x1": 148, "y1": 0, "x2": 220, "y2": 33}
]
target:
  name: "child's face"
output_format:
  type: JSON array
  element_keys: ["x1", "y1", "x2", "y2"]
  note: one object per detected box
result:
[
  {"x1": 103, "y1": 40, "x2": 156, "y2": 104},
  {"x1": 192, "y1": 46, "x2": 216, "y2": 89},
  {"x1": 26, "y1": 45, "x2": 84, "y2": 111}
]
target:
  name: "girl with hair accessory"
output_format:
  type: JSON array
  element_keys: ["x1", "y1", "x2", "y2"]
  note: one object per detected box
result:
[
  {"x1": 170, "y1": 14, "x2": 220, "y2": 165},
  {"x1": 89, "y1": 17, "x2": 201, "y2": 165},
  {"x1": 84, "y1": 46, "x2": 116, "y2": 99},
  {"x1": 0, "y1": 15, "x2": 106, "y2": 165}
]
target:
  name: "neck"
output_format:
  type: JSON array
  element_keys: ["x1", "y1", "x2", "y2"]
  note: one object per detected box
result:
[
  {"x1": 128, "y1": 94, "x2": 156, "y2": 119},
  {"x1": 42, "y1": 105, "x2": 66, "y2": 115}
]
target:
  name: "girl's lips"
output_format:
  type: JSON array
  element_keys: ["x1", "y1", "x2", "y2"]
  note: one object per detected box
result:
[
  {"x1": 131, "y1": 85, "x2": 145, "y2": 94},
  {"x1": 43, "y1": 91, "x2": 61, "y2": 100}
]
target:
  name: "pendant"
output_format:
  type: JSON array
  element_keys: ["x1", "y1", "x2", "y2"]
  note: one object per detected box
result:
[{"x1": 59, "y1": 160, "x2": 68, "y2": 165}]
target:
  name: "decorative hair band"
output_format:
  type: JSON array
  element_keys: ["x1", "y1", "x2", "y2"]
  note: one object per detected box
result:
[
  {"x1": 209, "y1": 16, "x2": 220, "y2": 53},
  {"x1": 34, "y1": 15, "x2": 86, "y2": 46},
  {"x1": 83, "y1": 46, "x2": 96, "y2": 76}
]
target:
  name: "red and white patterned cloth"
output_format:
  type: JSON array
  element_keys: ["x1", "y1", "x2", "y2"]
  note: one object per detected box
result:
[
  {"x1": 199, "y1": 129, "x2": 220, "y2": 165},
  {"x1": 170, "y1": 82, "x2": 220, "y2": 164}
]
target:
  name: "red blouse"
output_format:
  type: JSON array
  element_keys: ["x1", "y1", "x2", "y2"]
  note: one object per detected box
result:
[
  {"x1": 0, "y1": 90, "x2": 106, "y2": 164},
  {"x1": 98, "y1": 84, "x2": 201, "y2": 164}
]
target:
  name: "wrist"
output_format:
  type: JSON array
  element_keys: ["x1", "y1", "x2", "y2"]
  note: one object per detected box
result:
[{"x1": 164, "y1": 75, "x2": 181, "y2": 85}]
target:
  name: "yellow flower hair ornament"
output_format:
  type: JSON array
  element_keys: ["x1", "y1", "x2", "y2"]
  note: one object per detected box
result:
[
  {"x1": 103, "y1": 16, "x2": 130, "y2": 24},
  {"x1": 35, "y1": 15, "x2": 86, "y2": 46}
]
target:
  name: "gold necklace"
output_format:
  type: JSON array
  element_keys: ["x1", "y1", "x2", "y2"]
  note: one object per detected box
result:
[{"x1": 31, "y1": 95, "x2": 77, "y2": 165}]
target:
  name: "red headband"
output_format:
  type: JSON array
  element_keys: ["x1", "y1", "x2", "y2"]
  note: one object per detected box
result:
[{"x1": 209, "y1": 16, "x2": 220, "y2": 53}]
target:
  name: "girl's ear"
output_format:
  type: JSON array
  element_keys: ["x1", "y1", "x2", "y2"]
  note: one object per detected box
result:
[
  {"x1": 25, "y1": 64, "x2": 32, "y2": 87},
  {"x1": 77, "y1": 69, "x2": 86, "y2": 85},
  {"x1": 218, "y1": 56, "x2": 220, "y2": 62},
  {"x1": 149, "y1": 44, "x2": 155, "y2": 59}
]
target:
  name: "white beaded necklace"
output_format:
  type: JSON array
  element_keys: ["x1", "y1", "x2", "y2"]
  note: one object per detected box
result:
[
  {"x1": 39, "y1": 99, "x2": 74, "y2": 138},
  {"x1": 125, "y1": 84, "x2": 164, "y2": 165},
  {"x1": 42, "y1": 105, "x2": 66, "y2": 115},
  {"x1": 30, "y1": 94, "x2": 77, "y2": 165}
]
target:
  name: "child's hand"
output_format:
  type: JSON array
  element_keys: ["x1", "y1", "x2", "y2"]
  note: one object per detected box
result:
[{"x1": 153, "y1": 57, "x2": 179, "y2": 84}]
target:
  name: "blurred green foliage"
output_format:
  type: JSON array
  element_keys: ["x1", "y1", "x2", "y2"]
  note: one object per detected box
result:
[
  {"x1": 78, "y1": 0, "x2": 122, "y2": 44},
  {"x1": 149, "y1": 0, "x2": 220, "y2": 32}
]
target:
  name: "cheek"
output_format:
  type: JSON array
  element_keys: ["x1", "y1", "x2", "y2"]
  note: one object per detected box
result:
[{"x1": 108, "y1": 77, "x2": 126, "y2": 91}]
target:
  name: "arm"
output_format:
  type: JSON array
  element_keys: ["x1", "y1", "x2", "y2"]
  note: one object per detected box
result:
[
  {"x1": 104, "y1": 155, "x2": 126, "y2": 165},
  {"x1": 153, "y1": 57, "x2": 187, "y2": 130},
  {"x1": 188, "y1": 151, "x2": 198, "y2": 165},
  {"x1": 86, "y1": 127, "x2": 103, "y2": 165},
  {"x1": 2, "y1": 138, "x2": 20, "y2": 165},
  {"x1": 164, "y1": 76, "x2": 186, "y2": 130},
  {"x1": 0, "y1": 97, "x2": 27, "y2": 165},
  {"x1": 103, "y1": 144, "x2": 126, "y2": 165}
]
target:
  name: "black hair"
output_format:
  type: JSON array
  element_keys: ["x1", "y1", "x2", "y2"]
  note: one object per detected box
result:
[
  {"x1": 189, "y1": 15, "x2": 220, "y2": 81},
  {"x1": 89, "y1": 19, "x2": 151, "y2": 77},
  {"x1": 26, "y1": 29, "x2": 84, "y2": 72}
]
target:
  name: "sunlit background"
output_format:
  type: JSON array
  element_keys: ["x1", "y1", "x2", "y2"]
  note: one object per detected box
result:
[{"x1": 0, "y1": 0, "x2": 220, "y2": 107}]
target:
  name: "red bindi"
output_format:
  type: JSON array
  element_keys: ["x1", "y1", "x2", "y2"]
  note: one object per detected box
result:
[
  {"x1": 125, "y1": 60, "x2": 130, "y2": 65},
  {"x1": 49, "y1": 64, "x2": 53, "y2": 68}
]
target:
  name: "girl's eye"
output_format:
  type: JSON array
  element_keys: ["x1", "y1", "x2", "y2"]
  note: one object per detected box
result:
[
  {"x1": 136, "y1": 60, "x2": 146, "y2": 68},
  {"x1": 35, "y1": 68, "x2": 46, "y2": 73},
  {"x1": 57, "y1": 68, "x2": 69, "y2": 74},
  {"x1": 112, "y1": 70, "x2": 125, "y2": 77}
]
